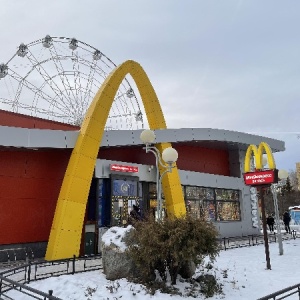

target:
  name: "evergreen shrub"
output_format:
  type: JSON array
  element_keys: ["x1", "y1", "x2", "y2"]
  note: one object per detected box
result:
[{"x1": 126, "y1": 213, "x2": 220, "y2": 287}]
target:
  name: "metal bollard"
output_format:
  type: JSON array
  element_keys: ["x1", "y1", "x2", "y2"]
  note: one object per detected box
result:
[
  {"x1": 72, "y1": 255, "x2": 76, "y2": 274},
  {"x1": 27, "y1": 261, "x2": 31, "y2": 283},
  {"x1": 292, "y1": 230, "x2": 297, "y2": 240}
]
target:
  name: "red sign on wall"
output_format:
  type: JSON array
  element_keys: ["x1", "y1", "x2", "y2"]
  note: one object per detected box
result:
[
  {"x1": 110, "y1": 164, "x2": 139, "y2": 173},
  {"x1": 243, "y1": 169, "x2": 278, "y2": 186}
]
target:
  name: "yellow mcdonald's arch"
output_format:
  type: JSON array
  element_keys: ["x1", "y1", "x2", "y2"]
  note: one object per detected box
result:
[
  {"x1": 244, "y1": 142, "x2": 276, "y2": 173},
  {"x1": 45, "y1": 60, "x2": 186, "y2": 260}
]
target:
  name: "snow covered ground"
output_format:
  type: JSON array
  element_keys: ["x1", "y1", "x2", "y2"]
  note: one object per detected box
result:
[{"x1": 5, "y1": 236, "x2": 300, "y2": 299}]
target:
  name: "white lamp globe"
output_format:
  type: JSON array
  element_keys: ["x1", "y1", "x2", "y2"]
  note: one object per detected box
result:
[
  {"x1": 162, "y1": 147, "x2": 178, "y2": 164},
  {"x1": 140, "y1": 129, "x2": 156, "y2": 144},
  {"x1": 278, "y1": 169, "x2": 288, "y2": 180}
]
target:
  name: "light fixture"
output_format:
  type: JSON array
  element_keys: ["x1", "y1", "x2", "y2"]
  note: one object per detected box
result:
[
  {"x1": 69, "y1": 38, "x2": 78, "y2": 50},
  {"x1": 0, "y1": 64, "x2": 8, "y2": 79},
  {"x1": 278, "y1": 169, "x2": 288, "y2": 180},
  {"x1": 93, "y1": 50, "x2": 102, "y2": 60},
  {"x1": 17, "y1": 43, "x2": 28, "y2": 57},
  {"x1": 42, "y1": 35, "x2": 53, "y2": 48},
  {"x1": 162, "y1": 147, "x2": 178, "y2": 165},
  {"x1": 140, "y1": 129, "x2": 156, "y2": 144}
]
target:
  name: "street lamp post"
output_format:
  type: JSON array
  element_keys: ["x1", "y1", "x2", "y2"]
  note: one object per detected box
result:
[
  {"x1": 140, "y1": 129, "x2": 178, "y2": 221},
  {"x1": 271, "y1": 169, "x2": 288, "y2": 255}
]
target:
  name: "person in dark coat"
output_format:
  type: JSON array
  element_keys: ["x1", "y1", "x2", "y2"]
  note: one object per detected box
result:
[
  {"x1": 266, "y1": 214, "x2": 275, "y2": 232},
  {"x1": 129, "y1": 204, "x2": 142, "y2": 223},
  {"x1": 283, "y1": 211, "x2": 291, "y2": 234}
]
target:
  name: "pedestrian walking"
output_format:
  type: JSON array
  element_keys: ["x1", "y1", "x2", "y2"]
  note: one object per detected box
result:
[
  {"x1": 283, "y1": 211, "x2": 291, "y2": 234},
  {"x1": 266, "y1": 214, "x2": 275, "y2": 232}
]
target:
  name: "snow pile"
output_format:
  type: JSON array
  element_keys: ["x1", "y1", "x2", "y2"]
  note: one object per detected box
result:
[
  {"x1": 101, "y1": 225, "x2": 134, "y2": 251},
  {"x1": 6, "y1": 238, "x2": 300, "y2": 299}
]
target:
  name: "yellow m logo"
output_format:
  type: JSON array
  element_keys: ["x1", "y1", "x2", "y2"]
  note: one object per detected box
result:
[
  {"x1": 45, "y1": 60, "x2": 186, "y2": 260},
  {"x1": 244, "y1": 142, "x2": 276, "y2": 173}
]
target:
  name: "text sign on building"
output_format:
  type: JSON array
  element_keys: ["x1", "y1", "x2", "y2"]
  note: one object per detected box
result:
[
  {"x1": 110, "y1": 164, "x2": 139, "y2": 173},
  {"x1": 250, "y1": 187, "x2": 259, "y2": 228},
  {"x1": 243, "y1": 169, "x2": 278, "y2": 186}
]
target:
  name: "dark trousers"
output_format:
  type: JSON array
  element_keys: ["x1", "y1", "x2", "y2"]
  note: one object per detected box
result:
[
  {"x1": 284, "y1": 223, "x2": 291, "y2": 233},
  {"x1": 268, "y1": 224, "x2": 274, "y2": 231}
]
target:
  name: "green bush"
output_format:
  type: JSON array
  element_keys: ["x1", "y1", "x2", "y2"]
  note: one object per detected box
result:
[{"x1": 126, "y1": 214, "x2": 220, "y2": 286}]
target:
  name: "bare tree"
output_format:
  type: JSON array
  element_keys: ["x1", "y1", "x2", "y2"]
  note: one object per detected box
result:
[{"x1": 288, "y1": 169, "x2": 299, "y2": 191}]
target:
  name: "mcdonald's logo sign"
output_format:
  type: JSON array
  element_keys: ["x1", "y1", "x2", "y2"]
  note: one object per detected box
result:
[{"x1": 243, "y1": 142, "x2": 278, "y2": 186}]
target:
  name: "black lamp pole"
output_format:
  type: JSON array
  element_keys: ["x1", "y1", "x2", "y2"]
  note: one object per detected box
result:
[{"x1": 259, "y1": 186, "x2": 271, "y2": 270}]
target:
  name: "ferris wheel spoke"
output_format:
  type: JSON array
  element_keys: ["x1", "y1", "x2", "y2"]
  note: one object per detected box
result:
[
  {"x1": 82, "y1": 61, "x2": 98, "y2": 112},
  {"x1": 8, "y1": 71, "x2": 53, "y2": 108},
  {"x1": 31, "y1": 106, "x2": 72, "y2": 121},
  {"x1": 25, "y1": 49, "x2": 76, "y2": 111},
  {"x1": 0, "y1": 97, "x2": 14, "y2": 105},
  {"x1": 49, "y1": 44, "x2": 79, "y2": 107},
  {"x1": 72, "y1": 60, "x2": 82, "y2": 103},
  {"x1": 73, "y1": 55, "x2": 108, "y2": 80},
  {"x1": 72, "y1": 51, "x2": 85, "y2": 114},
  {"x1": 9, "y1": 70, "x2": 56, "y2": 105},
  {"x1": 3, "y1": 77, "x2": 14, "y2": 102},
  {"x1": 39, "y1": 70, "x2": 79, "y2": 114},
  {"x1": 9, "y1": 70, "x2": 70, "y2": 114},
  {"x1": 71, "y1": 52, "x2": 105, "y2": 113}
]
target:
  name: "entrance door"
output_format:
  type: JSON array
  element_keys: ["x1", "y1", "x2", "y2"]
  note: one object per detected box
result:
[
  {"x1": 110, "y1": 175, "x2": 140, "y2": 226},
  {"x1": 84, "y1": 224, "x2": 96, "y2": 255}
]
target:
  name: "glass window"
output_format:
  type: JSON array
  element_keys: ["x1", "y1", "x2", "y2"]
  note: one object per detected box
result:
[
  {"x1": 206, "y1": 188, "x2": 214, "y2": 200},
  {"x1": 185, "y1": 186, "x2": 200, "y2": 200},
  {"x1": 186, "y1": 199, "x2": 201, "y2": 218},
  {"x1": 216, "y1": 201, "x2": 240, "y2": 221},
  {"x1": 184, "y1": 186, "x2": 240, "y2": 222},
  {"x1": 203, "y1": 200, "x2": 216, "y2": 221},
  {"x1": 215, "y1": 189, "x2": 240, "y2": 221},
  {"x1": 215, "y1": 189, "x2": 228, "y2": 200}
]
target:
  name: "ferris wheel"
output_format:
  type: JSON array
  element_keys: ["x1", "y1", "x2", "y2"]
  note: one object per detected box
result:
[{"x1": 0, "y1": 35, "x2": 144, "y2": 129}]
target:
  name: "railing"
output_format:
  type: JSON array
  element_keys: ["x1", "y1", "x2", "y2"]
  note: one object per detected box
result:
[
  {"x1": 257, "y1": 283, "x2": 300, "y2": 300},
  {"x1": 0, "y1": 254, "x2": 102, "y2": 299},
  {"x1": 0, "y1": 276, "x2": 60, "y2": 299},
  {"x1": 219, "y1": 232, "x2": 296, "y2": 251},
  {"x1": 0, "y1": 247, "x2": 34, "y2": 265}
]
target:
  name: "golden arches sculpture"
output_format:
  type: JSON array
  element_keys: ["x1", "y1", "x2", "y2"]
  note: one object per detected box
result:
[
  {"x1": 45, "y1": 60, "x2": 186, "y2": 260},
  {"x1": 244, "y1": 142, "x2": 276, "y2": 173}
]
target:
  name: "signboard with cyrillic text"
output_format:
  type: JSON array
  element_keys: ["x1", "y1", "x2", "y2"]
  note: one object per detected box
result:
[
  {"x1": 110, "y1": 164, "x2": 139, "y2": 173},
  {"x1": 243, "y1": 169, "x2": 278, "y2": 186}
]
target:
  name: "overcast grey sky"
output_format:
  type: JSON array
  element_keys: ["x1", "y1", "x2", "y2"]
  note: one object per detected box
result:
[{"x1": 0, "y1": 0, "x2": 299, "y2": 171}]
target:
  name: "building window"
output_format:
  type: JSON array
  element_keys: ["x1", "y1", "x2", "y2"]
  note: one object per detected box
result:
[
  {"x1": 215, "y1": 189, "x2": 240, "y2": 221},
  {"x1": 184, "y1": 186, "x2": 240, "y2": 222},
  {"x1": 148, "y1": 183, "x2": 166, "y2": 219}
]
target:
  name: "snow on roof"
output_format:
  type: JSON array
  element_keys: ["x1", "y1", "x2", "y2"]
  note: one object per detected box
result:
[{"x1": 289, "y1": 206, "x2": 300, "y2": 210}]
